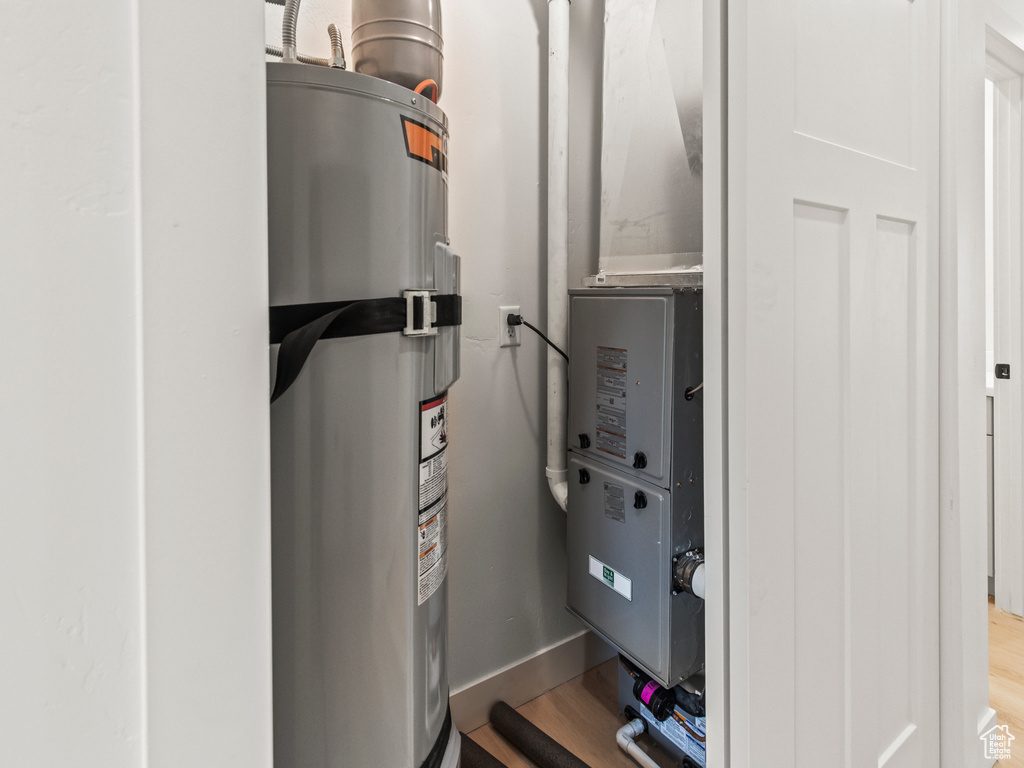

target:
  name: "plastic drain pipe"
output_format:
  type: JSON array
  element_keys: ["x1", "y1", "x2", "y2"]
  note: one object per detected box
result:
[
  {"x1": 616, "y1": 718, "x2": 661, "y2": 768},
  {"x1": 546, "y1": 0, "x2": 570, "y2": 512}
]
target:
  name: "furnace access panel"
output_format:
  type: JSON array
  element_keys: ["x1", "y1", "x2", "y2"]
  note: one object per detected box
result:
[{"x1": 566, "y1": 288, "x2": 704, "y2": 687}]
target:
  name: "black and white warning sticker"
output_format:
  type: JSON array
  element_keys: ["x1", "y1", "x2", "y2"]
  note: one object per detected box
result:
[
  {"x1": 596, "y1": 346, "x2": 628, "y2": 458},
  {"x1": 418, "y1": 497, "x2": 448, "y2": 605},
  {"x1": 603, "y1": 481, "x2": 625, "y2": 523},
  {"x1": 418, "y1": 394, "x2": 449, "y2": 605}
]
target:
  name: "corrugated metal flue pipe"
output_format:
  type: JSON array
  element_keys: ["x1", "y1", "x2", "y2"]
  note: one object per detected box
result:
[
  {"x1": 460, "y1": 733, "x2": 510, "y2": 768},
  {"x1": 489, "y1": 702, "x2": 593, "y2": 768}
]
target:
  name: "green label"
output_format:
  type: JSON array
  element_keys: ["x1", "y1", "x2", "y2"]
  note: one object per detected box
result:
[{"x1": 603, "y1": 565, "x2": 614, "y2": 585}]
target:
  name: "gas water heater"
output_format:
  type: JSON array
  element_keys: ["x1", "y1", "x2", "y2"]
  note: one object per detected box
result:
[{"x1": 266, "y1": 61, "x2": 461, "y2": 768}]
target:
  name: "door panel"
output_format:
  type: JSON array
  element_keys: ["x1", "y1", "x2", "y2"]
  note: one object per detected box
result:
[{"x1": 729, "y1": 1, "x2": 940, "y2": 765}]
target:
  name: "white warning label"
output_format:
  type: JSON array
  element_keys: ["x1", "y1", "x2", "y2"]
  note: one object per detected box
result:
[
  {"x1": 596, "y1": 346, "x2": 628, "y2": 458},
  {"x1": 420, "y1": 395, "x2": 448, "y2": 461},
  {"x1": 418, "y1": 393, "x2": 449, "y2": 605},
  {"x1": 418, "y1": 497, "x2": 448, "y2": 605},
  {"x1": 419, "y1": 449, "x2": 448, "y2": 511}
]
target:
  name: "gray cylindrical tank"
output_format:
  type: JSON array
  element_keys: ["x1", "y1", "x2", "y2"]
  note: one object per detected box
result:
[
  {"x1": 351, "y1": 0, "x2": 444, "y2": 97},
  {"x1": 267, "y1": 62, "x2": 459, "y2": 768}
]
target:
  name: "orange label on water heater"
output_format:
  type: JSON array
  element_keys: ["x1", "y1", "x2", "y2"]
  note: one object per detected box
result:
[{"x1": 401, "y1": 116, "x2": 447, "y2": 173}]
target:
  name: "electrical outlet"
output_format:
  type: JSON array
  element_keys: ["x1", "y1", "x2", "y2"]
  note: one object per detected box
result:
[{"x1": 498, "y1": 305, "x2": 521, "y2": 348}]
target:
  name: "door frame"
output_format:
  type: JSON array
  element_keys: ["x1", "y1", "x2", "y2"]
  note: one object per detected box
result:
[{"x1": 985, "y1": 30, "x2": 1024, "y2": 618}]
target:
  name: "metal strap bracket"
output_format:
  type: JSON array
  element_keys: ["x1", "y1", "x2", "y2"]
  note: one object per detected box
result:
[{"x1": 404, "y1": 289, "x2": 439, "y2": 337}]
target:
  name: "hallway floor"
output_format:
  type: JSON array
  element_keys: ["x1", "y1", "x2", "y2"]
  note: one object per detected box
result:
[
  {"x1": 991, "y1": 598, "x2": 1024, "y2": 767},
  {"x1": 467, "y1": 657, "x2": 678, "y2": 768},
  {"x1": 467, "y1": 602, "x2": 1024, "y2": 767}
]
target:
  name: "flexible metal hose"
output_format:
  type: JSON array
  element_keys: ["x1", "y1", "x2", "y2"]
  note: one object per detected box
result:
[
  {"x1": 267, "y1": 0, "x2": 344, "y2": 69},
  {"x1": 328, "y1": 23, "x2": 343, "y2": 52},
  {"x1": 328, "y1": 23, "x2": 347, "y2": 69},
  {"x1": 281, "y1": 0, "x2": 301, "y2": 61},
  {"x1": 266, "y1": 18, "x2": 345, "y2": 69},
  {"x1": 265, "y1": 43, "x2": 329, "y2": 68}
]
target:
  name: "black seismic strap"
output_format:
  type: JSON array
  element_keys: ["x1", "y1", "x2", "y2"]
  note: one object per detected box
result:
[
  {"x1": 269, "y1": 294, "x2": 462, "y2": 404},
  {"x1": 489, "y1": 701, "x2": 593, "y2": 768}
]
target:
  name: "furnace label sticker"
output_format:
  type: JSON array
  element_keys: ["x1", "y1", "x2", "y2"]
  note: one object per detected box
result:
[
  {"x1": 596, "y1": 346, "x2": 628, "y2": 459},
  {"x1": 418, "y1": 393, "x2": 449, "y2": 605},
  {"x1": 603, "y1": 482, "x2": 625, "y2": 523}
]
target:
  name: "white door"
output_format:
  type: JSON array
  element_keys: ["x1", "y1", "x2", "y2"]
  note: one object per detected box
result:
[
  {"x1": 726, "y1": 1, "x2": 940, "y2": 766},
  {"x1": 986, "y1": 35, "x2": 1024, "y2": 618}
]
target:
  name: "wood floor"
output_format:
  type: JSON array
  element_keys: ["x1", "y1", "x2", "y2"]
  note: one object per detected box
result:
[
  {"x1": 466, "y1": 601, "x2": 1024, "y2": 767},
  {"x1": 991, "y1": 599, "x2": 1024, "y2": 768},
  {"x1": 468, "y1": 657, "x2": 681, "y2": 768}
]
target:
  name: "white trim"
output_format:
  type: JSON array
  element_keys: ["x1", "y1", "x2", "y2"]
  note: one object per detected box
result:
[
  {"x1": 938, "y1": 2, "x2": 1011, "y2": 767},
  {"x1": 986, "y1": 39, "x2": 1024, "y2": 618},
  {"x1": 702, "y1": 0, "x2": 729, "y2": 766}
]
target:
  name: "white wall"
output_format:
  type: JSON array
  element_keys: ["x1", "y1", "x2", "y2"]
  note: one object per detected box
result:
[
  {"x1": 0, "y1": 1, "x2": 273, "y2": 766},
  {"x1": 265, "y1": 0, "x2": 605, "y2": 692},
  {"x1": 0, "y1": 3, "x2": 144, "y2": 764},
  {"x1": 138, "y1": 1, "x2": 273, "y2": 765}
]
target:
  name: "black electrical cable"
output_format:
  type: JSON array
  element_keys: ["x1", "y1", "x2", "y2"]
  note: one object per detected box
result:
[{"x1": 507, "y1": 314, "x2": 568, "y2": 362}]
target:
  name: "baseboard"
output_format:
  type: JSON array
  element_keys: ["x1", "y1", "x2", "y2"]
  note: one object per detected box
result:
[{"x1": 450, "y1": 630, "x2": 617, "y2": 732}]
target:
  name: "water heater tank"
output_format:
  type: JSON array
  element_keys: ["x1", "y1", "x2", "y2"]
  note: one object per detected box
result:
[{"x1": 266, "y1": 62, "x2": 460, "y2": 768}]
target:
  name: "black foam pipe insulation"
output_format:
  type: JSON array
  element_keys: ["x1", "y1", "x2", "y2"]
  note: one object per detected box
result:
[
  {"x1": 489, "y1": 701, "x2": 594, "y2": 768},
  {"x1": 460, "y1": 733, "x2": 509, "y2": 768}
]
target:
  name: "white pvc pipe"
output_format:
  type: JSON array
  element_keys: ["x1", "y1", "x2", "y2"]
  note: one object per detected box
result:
[
  {"x1": 546, "y1": 0, "x2": 570, "y2": 512},
  {"x1": 616, "y1": 719, "x2": 661, "y2": 768},
  {"x1": 690, "y1": 562, "x2": 706, "y2": 600}
]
